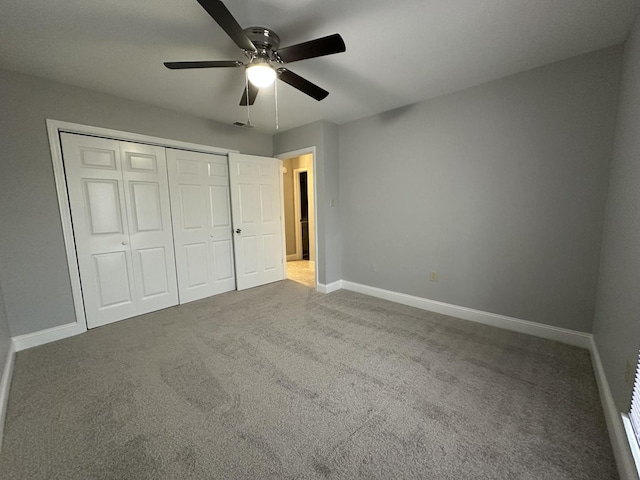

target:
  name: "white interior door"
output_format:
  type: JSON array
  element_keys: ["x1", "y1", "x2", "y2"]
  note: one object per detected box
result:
[
  {"x1": 119, "y1": 142, "x2": 178, "y2": 315},
  {"x1": 229, "y1": 153, "x2": 284, "y2": 290},
  {"x1": 167, "y1": 149, "x2": 235, "y2": 303},
  {"x1": 61, "y1": 133, "x2": 178, "y2": 328}
]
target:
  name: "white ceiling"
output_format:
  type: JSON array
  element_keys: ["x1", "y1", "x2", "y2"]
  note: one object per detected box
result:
[{"x1": 1, "y1": 0, "x2": 637, "y2": 134}]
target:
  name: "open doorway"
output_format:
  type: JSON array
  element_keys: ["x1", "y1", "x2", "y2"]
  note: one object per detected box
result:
[{"x1": 281, "y1": 152, "x2": 316, "y2": 288}]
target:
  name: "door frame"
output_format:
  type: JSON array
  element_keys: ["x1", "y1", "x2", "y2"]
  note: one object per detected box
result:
[
  {"x1": 276, "y1": 147, "x2": 318, "y2": 290},
  {"x1": 46, "y1": 119, "x2": 237, "y2": 333},
  {"x1": 292, "y1": 167, "x2": 309, "y2": 261}
]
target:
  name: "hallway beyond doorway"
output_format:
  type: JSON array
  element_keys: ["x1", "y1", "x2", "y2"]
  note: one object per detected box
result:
[{"x1": 287, "y1": 260, "x2": 315, "y2": 288}]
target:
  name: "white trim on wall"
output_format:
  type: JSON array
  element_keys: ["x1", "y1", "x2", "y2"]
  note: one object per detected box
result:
[
  {"x1": 0, "y1": 341, "x2": 16, "y2": 452},
  {"x1": 340, "y1": 280, "x2": 592, "y2": 348},
  {"x1": 46, "y1": 122, "x2": 89, "y2": 336},
  {"x1": 591, "y1": 338, "x2": 639, "y2": 480},
  {"x1": 321, "y1": 279, "x2": 635, "y2": 477},
  {"x1": 279, "y1": 158, "x2": 287, "y2": 282},
  {"x1": 12, "y1": 322, "x2": 87, "y2": 352},
  {"x1": 622, "y1": 415, "x2": 640, "y2": 479},
  {"x1": 276, "y1": 147, "x2": 318, "y2": 289},
  {"x1": 317, "y1": 280, "x2": 343, "y2": 294},
  {"x1": 46, "y1": 120, "x2": 238, "y2": 156},
  {"x1": 45, "y1": 119, "x2": 239, "y2": 336}
]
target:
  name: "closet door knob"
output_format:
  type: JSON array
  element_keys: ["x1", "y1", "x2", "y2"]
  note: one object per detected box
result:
[
  {"x1": 122, "y1": 240, "x2": 128, "y2": 245},
  {"x1": 210, "y1": 233, "x2": 214, "y2": 237},
  {"x1": 235, "y1": 228, "x2": 242, "y2": 234}
]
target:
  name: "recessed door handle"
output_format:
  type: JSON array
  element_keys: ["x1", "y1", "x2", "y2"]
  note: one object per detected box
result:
[{"x1": 235, "y1": 228, "x2": 242, "y2": 234}]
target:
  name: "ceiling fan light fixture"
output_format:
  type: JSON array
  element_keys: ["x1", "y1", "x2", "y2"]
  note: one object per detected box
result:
[
  {"x1": 163, "y1": 2, "x2": 346, "y2": 104},
  {"x1": 247, "y1": 63, "x2": 276, "y2": 88}
]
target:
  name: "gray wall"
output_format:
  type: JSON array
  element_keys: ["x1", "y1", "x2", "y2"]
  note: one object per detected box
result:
[
  {"x1": 339, "y1": 46, "x2": 622, "y2": 332},
  {"x1": 0, "y1": 68, "x2": 272, "y2": 337},
  {"x1": 593, "y1": 17, "x2": 640, "y2": 411},
  {"x1": 274, "y1": 121, "x2": 342, "y2": 285}
]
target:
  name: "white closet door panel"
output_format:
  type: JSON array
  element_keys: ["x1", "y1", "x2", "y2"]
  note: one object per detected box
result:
[
  {"x1": 167, "y1": 149, "x2": 235, "y2": 303},
  {"x1": 185, "y1": 243, "x2": 209, "y2": 287},
  {"x1": 240, "y1": 235, "x2": 259, "y2": 275},
  {"x1": 259, "y1": 185, "x2": 276, "y2": 222},
  {"x1": 83, "y1": 180, "x2": 123, "y2": 234},
  {"x1": 179, "y1": 185, "x2": 206, "y2": 230},
  {"x1": 206, "y1": 158, "x2": 235, "y2": 293},
  {"x1": 137, "y1": 247, "x2": 171, "y2": 298},
  {"x1": 61, "y1": 133, "x2": 138, "y2": 327},
  {"x1": 262, "y1": 234, "x2": 278, "y2": 271},
  {"x1": 210, "y1": 185, "x2": 231, "y2": 231},
  {"x1": 130, "y1": 182, "x2": 163, "y2": 232},
  {"x1": 229, "y1": 153, "x2": 284, "y2": 290},
  {"x1": 94, "y1": 251, "x2": 134, "y2": 306},
  {"x1": 212, "y1": 240, "x2": 234, "y2": 282},
  {"x1": 238, "y1": 184, "x2": 260, "y2": 225},
  {"x1": 120, "y1": 142, "x2": 178, "y2": 314}
]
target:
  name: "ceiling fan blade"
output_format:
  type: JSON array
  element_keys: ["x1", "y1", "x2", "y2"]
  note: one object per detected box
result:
[
  {"x1": 164, "y1": 60, "x2": 243, "y2": 69},
  {"x1": 276, "y1": 34, "x2": 345, "y2": 64},
  {"x1": 277, "y1": 68, "x2": 329, "y2": 101},
  {"x1": 196, "y1": 0, "x2": 256, "y2": 52},
  {"x1": 239, "y1": 82, "x2": 259, "y2": 106}
]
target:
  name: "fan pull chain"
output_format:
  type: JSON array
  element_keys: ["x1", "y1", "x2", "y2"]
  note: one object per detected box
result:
[
  {"x1": 244, "y1": 69, "x2": 251, "y2": 127},
  {"x1": 274, "y1": 79, "x2": 279, "y2": 130}
]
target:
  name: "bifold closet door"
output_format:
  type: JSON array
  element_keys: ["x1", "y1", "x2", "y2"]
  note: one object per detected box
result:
[
  {"x1": 61, "y1": 133, "x2": 178, "y2": 328},
  {"x1": 167, "y1": 149, "x2": 235, "y2": 303},
  {"x1": 119, "y1": 141, "x2": 178, "y2": 316}
]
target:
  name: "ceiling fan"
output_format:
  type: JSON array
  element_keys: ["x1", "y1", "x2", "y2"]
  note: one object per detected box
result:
[{"x1": 164, "y1": 0, "x2": 346, "y2": 106}]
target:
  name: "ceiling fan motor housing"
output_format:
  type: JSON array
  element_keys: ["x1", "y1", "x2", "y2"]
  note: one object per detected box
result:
[{"x1": 244, "y1": 27, "x2": 281, "y2": 63}]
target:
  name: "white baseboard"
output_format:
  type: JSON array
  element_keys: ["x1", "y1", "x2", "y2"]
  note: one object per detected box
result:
[
  {"x1": 2, "y1": 323, "x2": 83, "y2": 450},
  {"x1": 317, "y1": 280, "x2": 343, "y2": 294},
  {"x1": 340, "y1": 280, "x2": 592, "y2": 349},
  {"x1": 12, "y1": 322, "x2": 86, "y2": 352},
  {"x1": 0, "y1": 341, "x2": 16, "y2": 452},
  {"x1": 337, "y1": 280, "x2": 634, "y2": 477},
  {"x1": 590, "y1": 338, "x2": 639, "y2": 480},
  {"x1": 286, "y1": 254, "x2": 298, "y2": 261}
]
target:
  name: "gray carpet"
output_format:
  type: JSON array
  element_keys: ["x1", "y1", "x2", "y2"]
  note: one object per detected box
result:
[{"x1": 0, "y1": 280, "x2": 617, "y2": 479}]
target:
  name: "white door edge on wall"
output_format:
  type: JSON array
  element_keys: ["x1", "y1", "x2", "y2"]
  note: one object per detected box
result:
[{"x1": 47, "y1": 119, "x2": 237, "y2": 331}]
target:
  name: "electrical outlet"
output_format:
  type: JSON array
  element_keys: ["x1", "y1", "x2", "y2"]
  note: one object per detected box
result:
[
  {"x1": 625, "y1": 359, "x2": 635, "y2": 385},
  {"x1": 429, "y1": 271, "x2": 438, "y2": 282},
  {"x1": 370, "y1": 263, "x2": 377, "y2": 272}
]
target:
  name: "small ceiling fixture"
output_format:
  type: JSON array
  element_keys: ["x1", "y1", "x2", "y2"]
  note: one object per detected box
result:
[{"x1": 246, "y1": 61, "x2": 276, "y2": 88}]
